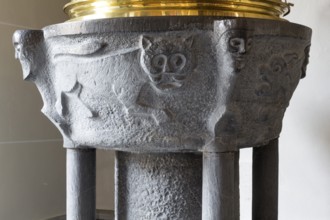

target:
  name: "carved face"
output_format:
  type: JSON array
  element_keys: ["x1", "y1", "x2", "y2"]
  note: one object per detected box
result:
[
  {"x1": 140, "y1": 36, "x2": 194, "y2": 91},
  {"x1": 13, "y1": 30, "x2": 44, "y2": 80},
  {"x1": 220, "y1": 30, "x2": 253, "y2": 71},
  {"x1": 228, "y1": 37, "x2": 253, "y2": 57},
  {"x1": 256, "y1": 56, "x2": 288, "y2": 98}
]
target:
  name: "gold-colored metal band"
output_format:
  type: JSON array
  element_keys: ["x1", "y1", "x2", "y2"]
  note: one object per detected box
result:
[{"x1": 64, "y1": 0, "x2": 293, "y2": 22}]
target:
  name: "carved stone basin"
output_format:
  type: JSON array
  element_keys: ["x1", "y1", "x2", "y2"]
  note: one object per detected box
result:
[{"x1": 14, "y1": 17, "x2": 311, "y2": 153}]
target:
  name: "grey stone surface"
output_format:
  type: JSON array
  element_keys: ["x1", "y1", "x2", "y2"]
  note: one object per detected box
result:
[
  {"x1": 252, "y1": 139, "x2": 279, "y2": 220},
  {"x1": 13, "y1": 17, "x2": 312, "y2": 153},
  {"x1": 115, "y1": 152, "x2": 202, "y2": 220},
  {"x1": 67, "y1": 149, "x2": 96, "y2": 220},
  {"x1": 202, "y1": 151, "x2": 240, "y2": 220}
]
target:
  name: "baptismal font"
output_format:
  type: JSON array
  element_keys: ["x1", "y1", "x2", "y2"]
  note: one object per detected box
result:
[{"x1": 14, "y1": 1, "x2": 311, "y2": 219}]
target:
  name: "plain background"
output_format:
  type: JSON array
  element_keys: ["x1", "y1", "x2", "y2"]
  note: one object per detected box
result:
[{"x1": 0, "y1": 0, "x2": 328, "y2": 219}]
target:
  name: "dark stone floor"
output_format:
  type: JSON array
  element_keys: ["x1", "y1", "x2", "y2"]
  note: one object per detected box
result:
[{"x1": 47, "y1": 210, "x2": 114, "y2": 220}]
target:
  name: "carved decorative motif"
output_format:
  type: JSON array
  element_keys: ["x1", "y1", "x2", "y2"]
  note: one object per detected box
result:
[
  {"x1": 140, "y1": 35, "x2": 194, "y2": 91},
  {"x1": 223, "y1": 30, "x2": 254, "y2": 71},
  {"x1": 14, "y1": 18, "x2": 312, "y2": 152},
  {"x1": 301, "y1": 45, "x2": 311, "y2": 78}
]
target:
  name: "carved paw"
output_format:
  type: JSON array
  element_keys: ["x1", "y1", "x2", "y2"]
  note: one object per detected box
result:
[
  {"x1": 127, "y1": 107, "x2": 171, "y2": 124},
  {"x1": 152, "y1": 110, "x2": 171, "y2": 124}
]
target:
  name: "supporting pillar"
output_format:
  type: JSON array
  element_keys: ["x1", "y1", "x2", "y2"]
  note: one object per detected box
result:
[
  {"x1": 67, "y1": 148, "x2": 96, "y2": 220},
  {"x1": 202, "y1": 151, "x2": 240, "y2": 220},
  {"x1": 115, "y1": 152, "x2": 203, "y2": 220},
  {"x1": 252, "y1": 139, "x2": 279, "y2": 220}
]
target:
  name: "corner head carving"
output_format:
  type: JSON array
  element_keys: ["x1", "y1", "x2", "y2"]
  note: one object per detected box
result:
[
  {"x1": 301, "y1": 45, "x2": 311, "y2": 78},
  {"x1": 140, "y1": 35, "x2": 195, "y2": 91},
  {"x1": 13, "y1": 30, "x2": 44, "y2": 80},
  {"x1": 219, "y1": 29, "x2": 253, "y2": 71}
]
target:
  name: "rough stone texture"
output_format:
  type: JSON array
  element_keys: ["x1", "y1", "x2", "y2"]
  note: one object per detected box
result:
[
  {"x1": 13, "y1": 17, "x2": 312, "y2": 153},
  {"x1": 115, "y1": 152, "x2": 202, "y2": 220}
]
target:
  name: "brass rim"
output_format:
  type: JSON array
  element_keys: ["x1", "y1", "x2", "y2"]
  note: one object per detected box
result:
[{"x1": 64, "y1": 0, "x2": 293, "y2": 21}]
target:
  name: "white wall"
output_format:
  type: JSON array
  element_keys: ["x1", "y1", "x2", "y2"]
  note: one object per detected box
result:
[
  {"x1": 0, "y1": 2, "x2": 66, "y2": 219},
  {"x1": 241, "y1": 1, "x2": 330, "y2": 220},
  {"x1": 0, "y1": 0, "x2": 328, "y2": 220},
  {"x1": 0, "y1": 1, "x2": 114, "y2": 219},
  {"x1": 279, "y1": 1, "x2": 330, "y2": 219}
]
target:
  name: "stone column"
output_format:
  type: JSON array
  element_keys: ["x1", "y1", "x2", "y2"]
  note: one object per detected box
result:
[
  {"x1": 67, "y1": 149, "x2": 96, "y2": 220},
  {"x1": 252, "y1": 139, "x2": 279, "y2": 220},
  {"x1": 13, "y1": 17, "x2": 311, "y2": 220},
  {"x1": 202, "y1": 151, "x2": 240, "y2": 220},
  {"x1": 115, "y1": 152, "x2": 202, "y2": 219}
]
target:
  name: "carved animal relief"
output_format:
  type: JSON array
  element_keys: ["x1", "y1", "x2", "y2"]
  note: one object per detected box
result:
[
  {"x1": 140, "y1": 35, "x2": 194, "y2": 92},
  {"x1": 13, "y1": 19, "x2": 311, "y2": 151}
]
